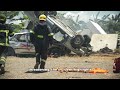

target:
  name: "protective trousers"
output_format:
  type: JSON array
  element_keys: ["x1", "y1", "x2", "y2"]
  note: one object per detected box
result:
[
  {"x1": 34, "y1": 40, "x2": 48, "y2": 69},
  {"x1": 34, "y1": 53, "x2": 47, "y2": 69}
]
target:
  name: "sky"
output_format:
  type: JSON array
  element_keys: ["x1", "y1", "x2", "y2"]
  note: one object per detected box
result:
[
  {"x1": 58, "y1": 11, "x2": 120, "y2": 15},
  {"x1": 58, "y1": 11, "x2": 120, "y2": 22},
  {"x1": 6, "y1": 11, "x2": 120, "y2": 24}
]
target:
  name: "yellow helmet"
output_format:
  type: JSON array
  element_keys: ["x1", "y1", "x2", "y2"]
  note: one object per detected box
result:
[{"x1": 39, "y1": 14, "x2": 47, "y2": 21}]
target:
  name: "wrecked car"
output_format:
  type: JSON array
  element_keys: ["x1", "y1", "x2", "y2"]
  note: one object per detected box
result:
[
  {"x1": 7, "y1": 11, "x2": 92, "y2": 57},
  {"x1": 24, "y1": 11, "x2": 92, "y2": 57},
  {"x1": 7, "y1": 31, "x2": 71, "y2": 57},
  {"x1": 7, "y1": 32, "x2": 35, "y2": 56}
]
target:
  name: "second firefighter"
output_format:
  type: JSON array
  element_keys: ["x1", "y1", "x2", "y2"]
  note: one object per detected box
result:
[{"x1": 31, "y1": 14, "x2": 53, "y2": 69}]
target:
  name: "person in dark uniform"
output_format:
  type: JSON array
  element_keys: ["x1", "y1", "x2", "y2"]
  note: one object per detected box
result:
[
  {"x1": 31, "y1": 14, "x2": 53, "y2": 69},
  {"x1": 0, "y1": 14, "x2": 14, "y2": 74}
]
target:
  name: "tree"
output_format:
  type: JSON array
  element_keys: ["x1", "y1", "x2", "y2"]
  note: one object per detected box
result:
[
  {"x1": 0, "y1": 11, "x2": 30, "y2": 33},
  {"x1": 92, "y1": 12, "x2": 120, "y2": 34},
  {"x1": 107, "y1": 13, "x2": 120, "y2": 33},
  {"x1": 0, "y1": 11, "x2": 19, "y2": 19},
  {"x1": 98, "y1": 13, "x2": 120, "y2": 34}
]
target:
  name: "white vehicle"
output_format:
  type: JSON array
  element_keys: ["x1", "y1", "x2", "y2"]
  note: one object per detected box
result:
[
  {"x1": 7, "y1": 11, "x2": 93, "y2": 57},
  {"x1": 24, "y1": 11, "x2": 92, "y2": 56},
  {"x1": 7, "y1": 32, "x2": 35, "y2": 56}
]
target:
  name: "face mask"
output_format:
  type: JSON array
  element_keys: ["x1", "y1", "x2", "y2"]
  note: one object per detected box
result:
[{"x1": 39, "y1": 20, "x2": 46, "y2": 26}]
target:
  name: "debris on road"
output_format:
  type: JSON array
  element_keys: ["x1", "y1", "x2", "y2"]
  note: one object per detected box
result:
[{"x1": 27, "y1": 67, "x2": 108, "y2": 73}]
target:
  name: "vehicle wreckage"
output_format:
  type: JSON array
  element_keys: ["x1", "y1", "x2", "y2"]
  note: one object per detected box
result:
[
  {"x1": 25, "y1": 11, "x2": 92, "y2": 57},
  {"x1": 7, "y1": 11, "x2": 92, "y2": 57}
]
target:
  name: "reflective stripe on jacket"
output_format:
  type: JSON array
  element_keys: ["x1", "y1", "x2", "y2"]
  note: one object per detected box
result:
[
  {"x1": 0, "y1": 30, "x2": 9, "y2": 46},
  {"x1": 30, "y1": 30, "x2": 53, "y2": 39}
]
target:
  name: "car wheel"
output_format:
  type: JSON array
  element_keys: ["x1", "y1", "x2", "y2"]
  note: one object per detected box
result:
[
  {"x1": 71, "y1": 35, "x2": 84, "y2": 49},
  {"x1": 48, "y1": 47, "x2": 65, "y2": 57}
]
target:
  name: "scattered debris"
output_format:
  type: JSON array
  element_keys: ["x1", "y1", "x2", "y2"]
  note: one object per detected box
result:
[
  {"x1": 27, "y1": 67, "x2": 108, "y2": 73},
  {"x1": 99, "y1": 45, "x2": 113, "y2": 54}
]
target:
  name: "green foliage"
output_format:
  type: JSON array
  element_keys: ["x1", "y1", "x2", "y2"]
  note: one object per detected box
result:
[
  {"x1": 10, "y1": 23, "x2": 24, "y2": 33},
  {"x1": 0, "y1": 11, "x2": 30, "y2": 33},
  {"x1": 96, "y1": 13, "x2": 120, "y2": 34},
  {"x1": 0, "y1": 11, "x2": 19, "y2": 19},
  {"x1": 23, "y1": 15, "x2": 29, "y2": 19},
  {"x1": 105, "y1": 13, "x2": 120, "y2": 33}
]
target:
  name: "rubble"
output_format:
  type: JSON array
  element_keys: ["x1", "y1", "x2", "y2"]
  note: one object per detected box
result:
[{"x1": 99, "y1": 46, "x2": 113, "y2": 54}]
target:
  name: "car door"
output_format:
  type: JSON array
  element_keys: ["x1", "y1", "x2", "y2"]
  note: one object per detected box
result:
[
  {"x1": 10, "y1": 33, "x2": 34, "y2": 55},
  {"x1": 25, "y1": 33, "x2": 35, "y2": 54},
  {"x1": 15, "y1": 33, "x2": 29, "y2": 54}
]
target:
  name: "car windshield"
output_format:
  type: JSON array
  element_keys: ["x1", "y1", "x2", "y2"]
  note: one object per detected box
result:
[{"x1": 10, "y1": 34, "x2": 29, "y2": 42}]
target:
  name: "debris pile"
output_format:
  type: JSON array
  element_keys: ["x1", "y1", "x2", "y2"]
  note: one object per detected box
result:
[{"x1": 99, "y1": 46, "x2": 113, "y2": 53}]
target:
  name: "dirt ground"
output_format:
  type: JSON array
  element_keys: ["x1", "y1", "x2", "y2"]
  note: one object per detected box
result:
[{"x1": 0, "y1": 54, "x2": 120, "y2": 79}]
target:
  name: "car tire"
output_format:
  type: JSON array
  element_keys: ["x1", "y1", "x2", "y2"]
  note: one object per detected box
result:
[
  {"x1": 71, "y1": 35, "x2": 84, "y2": 49},
  {"x1": 48, "y1": 46, "x2": 65, "y2": 57}
]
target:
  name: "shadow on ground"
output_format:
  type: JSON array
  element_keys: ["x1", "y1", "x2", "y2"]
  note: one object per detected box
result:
[
  {"x1": 16, "y1": 54, "x2": 35, "y2": 58},
  {"x1": 25, "y1": 71, "x2": 48, "y2": 74}
]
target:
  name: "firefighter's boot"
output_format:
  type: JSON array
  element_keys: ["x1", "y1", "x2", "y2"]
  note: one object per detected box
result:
[
  {"x1": 34, "y1": 62, "x2": 40, "y2": 69},
  {"x1": 34, "y1": 53, "x2": 40, "y2": 69},
  {"x1": 40, "y1": 59, "x2": 46, "y2": 69}
]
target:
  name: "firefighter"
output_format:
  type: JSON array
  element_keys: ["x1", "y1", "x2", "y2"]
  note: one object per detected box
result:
[
  {"x1": 31, "y1": 14, "x2": 53, "y2": 69},
  {"x1": 0, "y1": 14, "x2": 14, "y2": 74},
  {"x1": 34, "y1": 11, "x2": 49, "y2": 18}
]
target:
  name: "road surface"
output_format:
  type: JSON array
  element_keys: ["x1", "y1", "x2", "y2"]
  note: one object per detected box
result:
[{"x1": 0, "y1": 54, "x2": 120, "y2": 79}]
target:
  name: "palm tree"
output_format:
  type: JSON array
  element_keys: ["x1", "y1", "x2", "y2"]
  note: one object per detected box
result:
[
  {"x1": 106, "y1": 13, "x2": 120, "y2": 33},
  {"x1": 92, "y1": 11, "x2": 120, "y2": 34}
]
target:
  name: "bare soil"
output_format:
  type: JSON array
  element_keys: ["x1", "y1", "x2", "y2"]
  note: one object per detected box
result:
[{"x1": 0, "y1": 54, "x2": 120, "y2": 79}]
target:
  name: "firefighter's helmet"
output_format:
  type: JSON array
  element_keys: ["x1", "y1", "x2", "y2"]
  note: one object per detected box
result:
[
  {"x1": 39, "y1": 14, "x2": 47, "y2": 21},
  {"x1": 0, "y1": 14, "x2": 6, "y2": 24}
]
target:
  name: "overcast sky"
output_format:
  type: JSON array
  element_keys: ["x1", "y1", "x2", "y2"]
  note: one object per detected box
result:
[
  {"x1": 58, "y1": 11, "x2": 120, "y2": 15},
  {"x1": 58, "y1": 11, "x2": 120, "y2": 22},
  {"x1": 7, "y1": 11, "x2": 120, "y2": 24}
]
